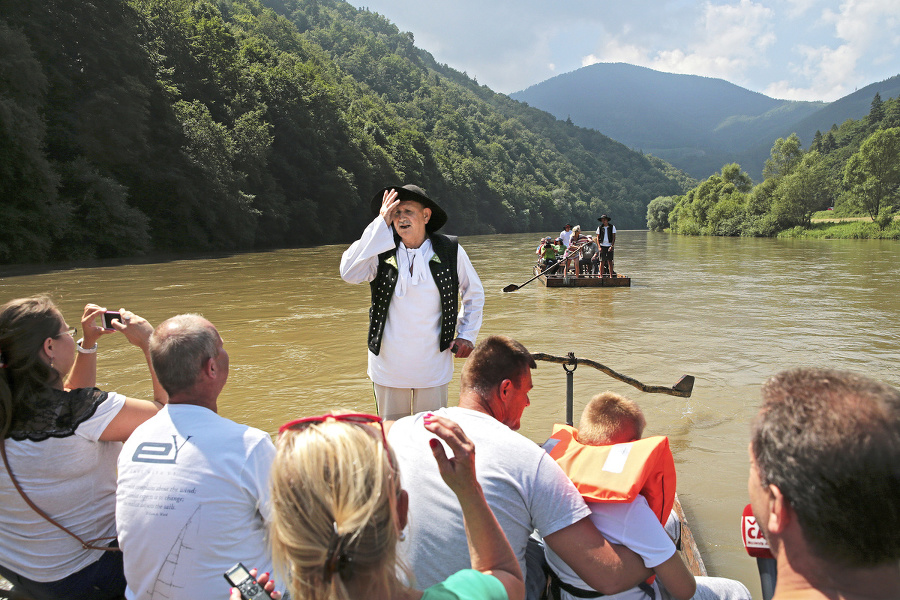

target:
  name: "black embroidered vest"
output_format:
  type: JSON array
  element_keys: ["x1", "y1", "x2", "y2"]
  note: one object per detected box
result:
[
  {"x1": 368, "y1": 233, "x2": 459, "y2": 356},
  {"x1": 599, "y1": 225, "x2": 615, "y2": 245}
]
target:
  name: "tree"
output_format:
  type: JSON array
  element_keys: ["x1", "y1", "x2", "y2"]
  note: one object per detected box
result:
[
  {"x1": 869, "y1": 92, "x2": 884, "y2": 125},
  {"x1": 768, "y1": 151, "x2": 832, "y2": 228},
  {"x1": 0, "y1": 20, "x2": 62, "y2": 263},
  {"x1": 842, "y1": 127, "x2": 900, "y2": 221},
  {"x1": 646, "y1": 196, "x2": 676, "y2": 231},
  {"x1": 763, "y1": 133, "x2": 803, "y2": 180}
]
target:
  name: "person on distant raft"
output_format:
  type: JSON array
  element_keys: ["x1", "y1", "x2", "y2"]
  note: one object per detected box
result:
[
  {"x1": 596, "y1": 214, "x2": 616, "y2": 277},
  {"x1": 537, "y1": 237, "x2": 558, "y2": 270},
  {"x1": 559, "y1": 223, "x2": 574, "y2": 249},
  {"x1": 340, "y1": 184, "x2": 485, "y2": 421}
]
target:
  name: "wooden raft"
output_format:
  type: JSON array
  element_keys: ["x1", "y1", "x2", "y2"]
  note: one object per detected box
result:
[{"x1": 534, "y1": 265, "x2": 631, "y2": 287}]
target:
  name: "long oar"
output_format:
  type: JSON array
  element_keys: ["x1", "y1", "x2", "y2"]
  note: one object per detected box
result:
[
  {"x1": 531, "y1": 352, "x2": 695, "y2": 398},
  {"x1": 503, "y1": 241, "x2": 588, "y2": 293}
]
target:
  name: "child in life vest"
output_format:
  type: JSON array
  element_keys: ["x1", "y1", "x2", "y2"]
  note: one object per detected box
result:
[{"x1": 542, "y1": 392, "x2": 697, "y2": 600}]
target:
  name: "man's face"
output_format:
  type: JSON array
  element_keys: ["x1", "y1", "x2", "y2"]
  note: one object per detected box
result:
[
  {"x1": 501, "y1": 369, "x2": 533, "y2": 430},
  {"x1": 601, "y1": 218, "x2": 609, "y2": 226},
  {"x1": 392, "y1": 200, "x2": 431, "y2": 247}
]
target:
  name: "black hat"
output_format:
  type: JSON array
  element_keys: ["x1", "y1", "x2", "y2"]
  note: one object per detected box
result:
[
  {"x1": 371, "y1": 184, "x2": 448, "y2": 233},
  {"x1": 597, "y1": 214, "x2": 612, "y2": 222}
]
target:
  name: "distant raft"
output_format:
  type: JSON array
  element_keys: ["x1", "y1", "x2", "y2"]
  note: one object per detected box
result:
[{"x1": 534, "y1": 264, "x2": 631, "y2": 287}]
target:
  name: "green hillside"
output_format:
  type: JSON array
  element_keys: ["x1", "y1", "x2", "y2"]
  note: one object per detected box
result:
[{"x1": 0, "y1": 0, "x2": 683, "y2": 264}]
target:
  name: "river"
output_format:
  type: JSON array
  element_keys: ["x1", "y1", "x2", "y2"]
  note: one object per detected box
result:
[{"x1": 2, "y1": 231, "x2": 899, "y2": 599}]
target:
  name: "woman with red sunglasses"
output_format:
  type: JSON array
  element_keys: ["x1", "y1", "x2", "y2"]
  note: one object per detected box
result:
[{"x1": 243, "y1": 412, "x2": 524, "y2": 600}]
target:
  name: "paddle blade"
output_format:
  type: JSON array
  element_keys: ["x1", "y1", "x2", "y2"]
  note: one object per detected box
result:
[
  {"x1": 502, "y1": 284, "x2": 520, "y2": 293},
  {"x1": 673, "y1": 375, "x2": 695, "y2": 396}
]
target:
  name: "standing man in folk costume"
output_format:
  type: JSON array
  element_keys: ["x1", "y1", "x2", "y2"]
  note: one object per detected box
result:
[
  {"x1": 596, "y1": 214, "x2": 616, "y2": 277},
  {"x1": 340, "y1": 184, "x2": 485, "y2": 420}
]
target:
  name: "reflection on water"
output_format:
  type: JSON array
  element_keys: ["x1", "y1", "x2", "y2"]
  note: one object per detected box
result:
[{"x1": 2, "y1": 232, "x2": 899, "y2": 598}]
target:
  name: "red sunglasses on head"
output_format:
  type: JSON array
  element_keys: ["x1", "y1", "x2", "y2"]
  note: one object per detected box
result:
[{"x1": 279, "y1": 413, "x2": 388, "y2": 448}]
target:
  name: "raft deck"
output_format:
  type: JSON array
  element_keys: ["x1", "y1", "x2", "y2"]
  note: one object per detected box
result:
[{"x1": 534, "y1": 265, "x2": 631, "y2": 287}]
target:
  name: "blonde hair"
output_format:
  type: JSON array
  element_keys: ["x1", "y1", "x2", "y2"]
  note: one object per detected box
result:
[
  {"x1": 577, "y1": 392, "x2": 646, "y2": 445},
  {"x1": 270, "y1": 419, "x2": 405, "y2": 600},
  {"x1": 572, "y1": 225, "x2": 581, "y2": 233}
]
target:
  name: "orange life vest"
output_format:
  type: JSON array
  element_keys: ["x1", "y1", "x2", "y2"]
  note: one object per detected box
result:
[{"x1": 543, "y1": 424, "x2": 676, "y2": 525}]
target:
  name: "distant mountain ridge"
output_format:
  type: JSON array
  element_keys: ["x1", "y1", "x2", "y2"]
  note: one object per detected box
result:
[{"x1": 511, "y1": 63, "x2": 900, "y2": 181}]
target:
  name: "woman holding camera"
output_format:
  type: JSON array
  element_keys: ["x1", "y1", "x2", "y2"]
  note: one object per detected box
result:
[
  {"x1": 244, "y1": 412, "x2": 524, "y2": 600},
  {"x1": 0, "y1": 296, "x2": 167, "y2": 600}
]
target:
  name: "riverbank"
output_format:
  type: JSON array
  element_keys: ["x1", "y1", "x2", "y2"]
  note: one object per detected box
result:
[{"x1": 778, "y1": 218, "x2": 900, "y2": 239}]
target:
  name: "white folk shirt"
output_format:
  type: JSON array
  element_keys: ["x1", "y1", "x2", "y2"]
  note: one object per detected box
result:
[
  {"x1": 596, "y1": 225, "x2": 616, "y2": 246},
  {"x1": 340, "y1": 217, "x2": 484, "y2": 388}
]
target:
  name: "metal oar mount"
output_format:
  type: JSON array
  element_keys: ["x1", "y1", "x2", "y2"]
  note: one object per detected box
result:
[{"x1": 530, "y1": 352, "x2": 695, "y2": 398}]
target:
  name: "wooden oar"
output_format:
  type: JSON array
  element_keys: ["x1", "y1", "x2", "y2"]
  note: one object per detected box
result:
[
  {"x1": 503, "y1": 240, "x2": 589, "y2": 293},
  {"x1": 531, "y1": 352, "x2": 695, "y2": 397}
]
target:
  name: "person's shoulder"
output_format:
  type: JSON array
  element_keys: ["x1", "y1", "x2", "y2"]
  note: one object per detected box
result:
[{"x1": 426, "y1": 569, "x2": 507, "y2": 599}]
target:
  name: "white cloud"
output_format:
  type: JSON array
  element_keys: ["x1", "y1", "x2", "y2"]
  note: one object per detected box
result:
[
  {"x1": 582, "y1": 0, "x2": 775, "y2": 83},
  {"x1": 360, "y1": 0, "x2": 898, "y2": 100},
  {"x1": 769, "y1": 0, "x2": 900, "y2": 100}
]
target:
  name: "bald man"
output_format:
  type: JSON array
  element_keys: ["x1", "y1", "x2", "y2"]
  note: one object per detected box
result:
[{"x1": 116, "y1": 314, "x2": 279, "y2": 600}]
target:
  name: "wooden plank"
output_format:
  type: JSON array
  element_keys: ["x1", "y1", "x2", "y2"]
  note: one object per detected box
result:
[
  {"x1": 673, "y1": 492, "x2": 708, "y2": 577},
  {"x1": 537, "y1": 271, "x2": 631, "y2": 287}
]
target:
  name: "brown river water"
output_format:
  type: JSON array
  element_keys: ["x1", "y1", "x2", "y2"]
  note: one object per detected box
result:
[{"x1": 2, "y1": 231, "x2": 899, "y2": 599}]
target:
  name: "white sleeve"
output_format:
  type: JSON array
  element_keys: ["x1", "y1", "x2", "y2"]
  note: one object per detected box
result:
[
  {"x1": 339, "y1": 217, "x2": 398, "y2": 284},
  {"x1": 588, "y1": 495, "x2": 676, "y2": 568},
  {"x1": 74, "y1": 391, "x2": 126, "y2": 441},
  {"x1": 529, "y1": 452, "x2": 592, "y2": 537},
  {"x1": 454, "y1": 244, "x2": 484, "y2": 342},
  {"x1": 243, "y1": 433, "x2": 277, "y2": 523}
]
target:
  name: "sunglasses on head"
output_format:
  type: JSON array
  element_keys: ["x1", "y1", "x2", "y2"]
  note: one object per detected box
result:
[{"x1": 279, "y1": 413, "x2": 388, "y2": 448}]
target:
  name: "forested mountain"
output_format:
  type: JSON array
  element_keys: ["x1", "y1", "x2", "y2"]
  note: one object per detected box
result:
[
  {"x1": 0, "y1": 0, "x2": 685, "y2": 265},
  {"x1": 736, "y1": 75, "x2": 900, "y2": 178},
  {"x1": 511, "y1": 63, "x2": 900, "y2": 182}
]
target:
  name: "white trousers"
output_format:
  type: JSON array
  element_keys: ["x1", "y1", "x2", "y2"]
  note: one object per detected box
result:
[{"x1": 373, "y1": 383, "x2": 449, "y2": 421}]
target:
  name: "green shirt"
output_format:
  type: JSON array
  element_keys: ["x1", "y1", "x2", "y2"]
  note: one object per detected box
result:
[{"x1": 421, "y1": 569, "x2": 508, "y2": 600}]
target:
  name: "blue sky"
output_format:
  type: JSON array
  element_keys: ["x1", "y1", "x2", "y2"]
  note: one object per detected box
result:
[{"x1": 357, "y1": 0, "x2": 899, "y2": 101}]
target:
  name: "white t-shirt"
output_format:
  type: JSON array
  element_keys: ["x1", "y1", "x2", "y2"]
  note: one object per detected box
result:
[
  {"x1": 545, "y1": 494, "x2": 676, "y2": 600},
  {"x1": 340, "y1": 217, "x2": 484, "y2": 388},
  {"x1": 559, "y1": 229, "x2": 573, "y2": 247},
  {"x1": 388, "y1": 407, "x2": 591, "y2": 589},
  {"x1": 116, "y1": 404, "x2": 276, "y2": 600},
  {"x1": 596, "y1": 225, "x2": 617, "y2": 246},
  {"x1": 0, "y1": 390, "x2": 125, "y2": 581}
]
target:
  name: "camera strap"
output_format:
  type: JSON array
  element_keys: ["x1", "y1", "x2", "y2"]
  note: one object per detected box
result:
[{"x1": 1, "y1": 438, "x2": 120, "y2": 552}]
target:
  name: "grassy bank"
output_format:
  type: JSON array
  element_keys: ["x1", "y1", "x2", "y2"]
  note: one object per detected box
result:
[{"x1": 778, "y1": 219, "x2": 900, "y2": 239}]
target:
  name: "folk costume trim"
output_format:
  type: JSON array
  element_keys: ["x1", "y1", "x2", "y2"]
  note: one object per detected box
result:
[{"x1": 367, "y1": 234, "x2": 459, "y2": 355}]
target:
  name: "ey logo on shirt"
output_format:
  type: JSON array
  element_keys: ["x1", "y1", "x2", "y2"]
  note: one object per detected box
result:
[{"x1": 131, "y1": 435, "x2": 192, "y2": 464}]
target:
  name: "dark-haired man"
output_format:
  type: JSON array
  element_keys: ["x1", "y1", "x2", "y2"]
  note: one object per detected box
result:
[
  {"x1": 749, "y1": 368, "x2": 900, "y2": 599},
  {"x1": 388, "y1": 335, "x2": 651, "y2": 598},
  {"x1": 596, "y1": 214, "x2": 616, "y2": 277},
  {"x1": 340, "y1": 185, "x2": 484, "y2": 420}
]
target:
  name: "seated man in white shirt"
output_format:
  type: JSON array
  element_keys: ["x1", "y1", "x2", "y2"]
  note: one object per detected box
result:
[
  {"x1": 339, "y1": 184, "x2": 484, "y2": 420},
  {"x1": 115, "y1": 315, "x2": 279, "y2": 600},
  {"x1": 387, "y1": 335, "x2": 652, "y2": 599}
]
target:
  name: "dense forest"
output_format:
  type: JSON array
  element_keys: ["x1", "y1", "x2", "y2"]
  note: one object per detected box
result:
[
  {"x1": 647, "y1": 94, "x2": 900, "y2": 237},
  {"x1": 0, "y1": 0, "x2": 687, "y2": 265}
]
